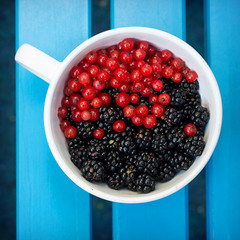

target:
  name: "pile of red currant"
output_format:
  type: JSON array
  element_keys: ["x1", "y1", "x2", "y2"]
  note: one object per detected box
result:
[{"x1": 58, "y1": 38, "x2": 198, "y2": 139}]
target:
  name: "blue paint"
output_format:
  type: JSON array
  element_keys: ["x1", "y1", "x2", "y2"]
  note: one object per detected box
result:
[
  {"x1": 205, "y1": 0, "x2": 240, "y2": 239},
  {"x1": 16, "y1": 0, "x2": 92, "y2": 239},
  {"x1": 111, "y1": 1, "x2": 188, "y2": 239}
]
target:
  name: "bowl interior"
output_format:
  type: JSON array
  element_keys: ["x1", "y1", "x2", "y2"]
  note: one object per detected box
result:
[{"x1": 45, "y1": 28, "x2": 222, "y2": 203}]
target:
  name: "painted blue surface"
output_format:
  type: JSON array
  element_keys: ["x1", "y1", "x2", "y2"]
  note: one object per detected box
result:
[
  {"x1": 205, "y1": 0, "x2": 240, "y2": 239},
  {"x1": 16, "y1": 0, "x2": 92, "y2": 239},
  {"x1": 111, "y1": 1, "x2": 188, "y2": 239}
]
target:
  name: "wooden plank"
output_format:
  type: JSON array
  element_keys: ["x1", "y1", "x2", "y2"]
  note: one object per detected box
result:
[
  {"x1": 205, "y1": 0, "x2": 240, "y2": 239},
  {"x1": 16, "y1": 0, "x2": 92, "y2": 239},
  {"x1": 111, "y1": 1, "x2": 188, "y2": 239}
]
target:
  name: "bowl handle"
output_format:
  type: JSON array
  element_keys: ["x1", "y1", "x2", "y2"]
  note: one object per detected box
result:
[{"x1": 15, "y1": 44, "x2": 61, "y2": 84}]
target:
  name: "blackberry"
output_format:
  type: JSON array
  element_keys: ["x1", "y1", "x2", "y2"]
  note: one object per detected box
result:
[
  {"x1": 104, "y1": 151, "x2": 123, "y2": 173},
  {"x1": 180, "y1": 78, "x2": 199, "y2": 95},
  {"x1": 81, "y1": 160, "x2": 105, "y2": 182},
  {"x1": 170, "y1": 151, "x2": 194, "y2": 172},
  {"x1": 107, "y1": 173, "x2": 125, "y2": 190},
  {"x1": 152, "y1": 134, "x2": 168, "y2": 154},
  {"x1": 190, "y1": 106, "x2": 210, "y2": 127},
  {"x1": 64, "y1": 107, "x2": 75, "y2": 126},
  {"x1": 105, "y1": 133, "x2": 122, "y2": 151},
  {"x1": 164, "y1": 108, "x2": 182, "y2": 126},
  {"x1": 187, "y1": 92, "x2": 201, "y2": 108},
  {"x1": 99, "y1": 106, "x2": 119, "y2": 125},
  {"x1": 129, "y1": 174, "x2": 155, "y2": 193},
  {"x1": 118, "y1": 136, "x2": 137, "y2": 155},
  {"x1": 88, "y1": 139, "x2": 107, "y2": 160},
  {"x1": 98, "y1": 121, "x2": 112, "y2": 135},
  {"x1": 115, "y1": 106, "x2": 130, "y2": 123},
  {"x1": 135, "y1": 152, "x2": 159, "y2": 177},
  {"x1": 167, "y1": 126, "x2": 186, "y2": 149},
  {"x1": 120, "y1": 164, "x2": 138, "y2": 184},
  {"x1": 157, "y1": 162, "x2": 176, "y2": 182},
  {"x1": 106, "y1": 87, "x2": 119, "y2": 100},
  {"x1": 77, "y1": 121, "x2": 95, "y2": 140},
  {"x1": 183, "y1": 135, "x2": 205, "y2": 157},
  {"x1": 152, "y1": 121, "x2": 171, "y2": 136},
  {"x1": 134, "y1": 127, "x2": 153, "y2": 150},
  {"x1": 170, "y1": 88, "x2": 188, "y2": 108}
]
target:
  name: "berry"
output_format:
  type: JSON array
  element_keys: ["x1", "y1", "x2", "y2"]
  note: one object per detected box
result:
[
  {"x1": 147, "y1": 45, "x2": 156, "y2": 57},
  {"x1": 162, "y1": 66, "x2": 174, "y2": 78},
  {"x1": 77, "y1": 99, "x2": 90, "y2": 111},
  {"x1": 98, "y1": 70, "x2": 110, "y2": 82},
  {"x1": 170, "y1": 58, "x2": 185, "y2": 71},
  {"x1": 158, "y1": 93, "x2": 171, "y2": 105},
  {"x1": 170, "y1": 151, "x2": 194, "y2": 172},
  {"x1": 136, "y1": 105, "x2": 149, "y2": 117},
  {"x1": 107, "y1": 173, "x2": 125, "y2": 190},
  {"x1": 152, "y1": 79, "x2": 163, "y2": 91},
  {"x1": 82, "y1": 86, "x2": 96, "y2": 100},
  {"x1": 140, "y1": 86, "x2": 153, "y2": 97},
  {"x1": 133, "y1": 174, "x2": 155, "y2": 193},
  {"x1": 152, "y1": 134, "x2": 168, "y2": 154},
  {"x1": 98, "y1": 54, "x2": 108, "y2": 66},
  {"x1": 64, "y1": 126, "x2": 77, "y2": 138},
  {"x1": 121, "y1": 38, "x2": 134, "y2": 51},
  {"x1": 113, "y1": 120, "x2": 126, "y2": 132},
  {"x1": 124, "y1": 105, "x2": 136, "y2": 118},
  {"x1": 70, "y1": 66, "x2": 82, "y2": 78},
  {"x1": 130, "y1": 69, "x2": 143, "y2": 82},
  {"x1": 134, "y1": 128, "x2": 152, "y2": 150},
  {"x1": 190, "y1": 106, "x2": 210, "y2": 127},
  {"x1": 118, "y1": 136, "x2": 136, "y2": 155},
  {"x1": 61, "y1": 96, "x2": 71, "y2": 108},
  {"x1": 93, "y1": 128, "x2": 104, "y2": 139},
  {"x1": 157, "y1": 162, "x2": 176, "y2": 182},
  {"x1": 131, "y1": 115, "x2": 143, "y2": 126},
  {"x1": 134, "y1": 48, "x2": 146, "y2": 61},
  {"x1": 86, "y1": 51, "x2": 98, "y2": 64},
  {"x1": 150, "y1": 56, "x2": 162, "y2": 65},
  {"x1": 141, "y1": 64, "x2": 152, "y2": 76},
  {"x1": 184, "y1": 123, "x2": 197, "y2": 136},
  {"x1": 120, "y1": 51, "x2": 133, "y2": 64},
  {"x1": 88, "y1": 65, "x2": 99, "y2": 78},
  {"x1": 60, "y1": 119, "x2": 70, "y2": 131},
  {"x1": 138, "y1": 41, "x2": 149, "y2": 51},
  {"x1": 72, "y1": 109, "x2": 82, "y2": 122},
  {"x1": 143, "y1": 115, "x2": 157, "y2": 128},
  {"x1": 99, "y1": 93, "x2": 111, "y2": 107},
  {"x1": 79, "y1": 72, "x2": 92, "y2": 86},
  {"x1": 132, "y1": 82, "x2": 145, "y2": 92},
  {"x1": 164, "y1": 108, "x2": 182, "y2": 126},
  {"x1": 89, "y1": 107, "x2": 99, "y2": 121},
  {"x1": 91, "y1": 97, "x2": 102, "y2": 108},
  {"x1": 160, "y1": 49, "x2": 172, "y2": 61},
  {"x1": 81, "y1": 160, "x2": 105, "y2": 182},
  {"x1": 68, "y1": 78, "x2": 81, "y2": 92},
  {"x1": 114, "y1": 67, "x2": 128, "y2": 81},
  {"x1": 130, "y1": 93, "x2": 140, "y2": 104},
  {"x1": 172, "y1": 72, "x2": 183, "y2": 83},
  {"x1": 106, "y1": 58, "x2": 118, "y2": 70},
  {"x1": 170, "y1": 88, "x2": 188, "y2": 107},
  {"x1": 149, "y1": 94, "x2": 159, "y2": 105},
  {"x1": 118, "y1": 82, "x2": 130, "y2": 92},
  {"x1": 93, "y1": 79, "x2": 105, "y2": 90},
  {"x1": 99, "y1": 106, "x2": 119, "y2": 125},
  {"x1": 151, "y1": 104, "x2": 165, "y2": 117},
  {"x1": 81, "y1": 110, "x2": 91, "y2": 121},
  {"x1": 116, "y1": 92, "x2": 130, "y2": 107},
  {"x1": 69, "y1": 93, "x2": 81, "y2": 106},
  {"x1": 186, "y1": 70, "x2": 198, "y2": 82},
  {"x1": 76, "y1": 121, "x2": 96, "y2": 139},
  {"x1": 110, "y1": 78, "x2": 121, "y2": 88},
  {"x1": 58, "y1": 106, "x2": 68, "y2": 118},
  {"x1": 183, "y1": 135, "x2": 205, "y2": 157}
]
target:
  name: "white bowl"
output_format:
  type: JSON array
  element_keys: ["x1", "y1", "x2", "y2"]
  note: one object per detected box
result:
[{"x1": 15, "y1": 27, "x2": 222, "y2": 203}]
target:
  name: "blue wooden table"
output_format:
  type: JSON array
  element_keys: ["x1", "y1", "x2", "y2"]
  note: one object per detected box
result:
[{"x1": 16, "y1": 0, "x2": 240, "y2": 239}]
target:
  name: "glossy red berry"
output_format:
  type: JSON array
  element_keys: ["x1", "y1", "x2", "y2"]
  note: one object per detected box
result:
[
  {"x1": 121, "y1": 38, "x2": 134, "y2": 51},
  {"x1": 170, "y1": 58, "x2": 185, "y2": 71},
  {"x1": 151, "y1": 104, "x2": 165, "y2": 117},
  {"x1": 64, "y1": 126, "x2": 77, "y2": 138},
  {"x1": 184, "y1": 123, "x2": 197, "y2": 136},
  {"x1": 142, "y1": 76, "x2": 153, "y2": 86},
  {"x1": 64, "y1": 86, "x2": 74, "y2": 96},
  {"x1": 147, "y1": 45, "x2": 156, "y2": 57},
  {"x1": 109, "y1": 50, "x2": 120, "y2": 59},
  {"x1": 79, "y1": 58, "x2": 90, "y2": 71},
  {"x1": 93, "y1": 79, "x2": 105, "y2": 90},
  {"x1": 88, "y1": 65, "x2": 99, "y2": 78},
  {"x1": 140, "y1": 86, "x2": 153, "y2": 97},
  {"x1": 132, "y1": 82, "x2": 145, "y2": 92},
  {"x1": 98, "y1": 70, "x2": 110, "y2": 82},
  {"x1": 130, "y1": 93, "x2": 140, "y2": 104},
  {"x1": 116, "y1": 92, "x2": 130, "y2": 107},
  {"x1": 149, "y1": 94, "x2": 159, "y2": 105},
  {"x1": 86, "y1": 51, "x2": 98, "y2": 64},
  {"x1": 93, "y1": 128, "x2": 104, "y2": 139},
  {"x1": 60, "y1": 120, "x2": 70, "y2": 131},
  {"x1": 131, "y1": 115, "x2": 143, "y2": 126},
  {"x1": 172, "y1": 72, "x2": 183, "y2": 83},
  {"x1": 81, "y1": 110, "x2": 91, "y2": 121},
  {"x1": 114, "y1": 67, "x2": 128, "y2": 81},
  {"x1": 113, "y1": 120, "x2": 126, "y2": 132},
  {"x1": 138, "y1": 41, "x2": 149, "y2": 52},
  {"x1": 136, "y1": 104, "x2": 149, "y2": 117},
  {"x1": 152, "y1": 79, "x2": 163, "y2": 91},
  {"x1": 89, "y1": 107, "x2": 99, "y2": 121},
  {"x1": 77, "y1": 99, "x2": 90, "y2": 111},
  {"x1": 160, "y1": 49, "x2": 172, "y2": 61},
  {"x1": 82, "y1": 86, "x2": 96, "y2": 100},
  {"x1": 120, "y1": 51, "x2": 133, "y2": 64},
  {"x1": 130, "y1": 69, "x2": 143, "y2": 82},
  {"x1": 69, "y1": 93, "x2": 81, "y2": 106},
  {"x1": 61, "y1": 96, "x2": 71, "y2": 108},
  {"x1": 123, "y1": 105, "x2": 136, "y2": 118},
  {"x1": 133, "y1": 48, "x2": 146, "y2": 61},
  {"x1": 106, "y1": 58, "x2": 118, "y2": 70},
  {"x1": 143, "y1": 115, "x2": 157, "y2": 128},
  {"x1": 141, "y1": 64, "x2": 152, "y2": 76},
  {"x1": 79, "y1": 72, "x2": 92, "y2": 86},
  {"x1": 110, "y1": 78, "x2": 121, "y2": 88},
  {"x1": 186, "y1": 70, "x2": 198, "y2": 82},
  {"x1": 97, "y1": 49, "x2": 107, "y2": 55},
  {"x1": 91, "y1": 97, "x2": 102, "y2": 108},
  {"x1": 98, "y1": 54, "x2": 108, "y2": 66},
  {"x1": 158, "y1": 93, "x2": 171, "y2": 105},
  {"x1": 149, "y1": 56, "x2": 162, "y2": 65},
  {"x1": 162, "y1": 66, "x2": 174, "y2": 78},
  {"x1": 118, "y1": 82, "x2": 130, "y2": 92},
  {"x1": 136, "y1": 60, "x2": 145, "y2": 69},
  {"x1": 58, "y1": 107, "x2": 68, "y2": 118},
  {"x1": 182, "y1": 67, "x2": 190, "y2": 77},
  {"x1": 68, "y1": 78, "x2": 81, "y2": 92},
  {"x1": 107, "y1": 45, "x2": 117, "y2": 53},
  {"x1": 70, "y1": 66, "x2": 82, "y2": 78},
  {"x1": 72, "y1": 109, "x2": 82, "y2": 122},
  {"x1": 99, "y1": 93, "x2": 111, "y2": 107}
]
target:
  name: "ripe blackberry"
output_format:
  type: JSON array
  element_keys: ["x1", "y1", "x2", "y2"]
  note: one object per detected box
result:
[
  {"x1": 134, "y1": 127, "x2": 153, "y2": 150},
  {"x1": 152, "y1": 121, "x2": 171, "y2": 136},
  {"x1": 106, "y1": 87, "x2": 119, "y2": 100},
  {"x1": 129, "y1": 174, "x2": 155, "y2": 193},
  {"x1": 180, "y1": 78, "x2": 199, "y2": 95},
  {"x1": 99, "y1": 106, "x2": 120, "y2": 125},
  {"x1": 183, "y1": 135, "x2": 205, "y2": 157},
  {"x1": 77, "y1": 121, "x2": 96, "y2": 140},
  {"x1": 81, "y1": 160, "x2": 105, "y2": 182},
  {"x1": 115, "y1": 106, "x2": 131, "y2": 123},
  {"x1": 167, "y1": 126, "x2": 186, "y2": 149},
  {"x1": 187, "y1": 92, "x2": 201, "y2": 107},
  {"x1": 170, "y1": 88, "x2": 188, "y2": 108},
  {"x1": 139, "y1": 96, "x2": 152, "y2": 108},
  {"x1": 120, "y1": 164, "x2": 138, "y2": 184},
  {"x1": 98, "y1": 121, "x2": 112, "y2": 134},
  {"x1": 107, "y1": 173, "x2": 125, "y2": 190},
  {"x1": 105, "y1": 133, "x2": 122, "y2": 151},
  {"x1": 190, "y1": 106, "x2": 210, "y2": 127},
  {"x1": 68, "y1": 137, "x2": 88, "y2": 168},
  {"x1": 88, "y1": 139, "x2": 107, "y2": 160},
  {"x1": 157, "y1": 162, "x2": 176, "y2": 182},
  {"x1": 162, "y1": 77, "x2": 177, "y2": 93},
  {"x1": 104, "y1": 151, "x2": 123, "y2": 173},
  {"x1": 151, "y1": 134, "x2": 168, "y2": 154},
  {"x1": 118, "y1": 136, "x2": 137, "y2": 155},
  {"x1": 135, "y1": 152, "x2": 159, "y2": 177},
  {"x1": 170, "y1": 151, "x2": 194, "y2": 172},
  {"x1": 164, "y1": 107, "x2": 182, "y2": 126}
]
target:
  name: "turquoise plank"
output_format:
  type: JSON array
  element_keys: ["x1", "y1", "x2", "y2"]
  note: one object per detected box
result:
[
  {"x1": 205, "y1": 0, "x2": 240, "y2": 239},
  {"x1": 16, "y1": 0, "x2": 92, "y2": 239},
  {"x1": 112, "y1": 1, "x2": 188, "y2": 239}
]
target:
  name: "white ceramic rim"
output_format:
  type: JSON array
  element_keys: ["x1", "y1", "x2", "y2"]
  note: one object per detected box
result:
[{"x1": 44, "y1": 27, "x2": 222, "y2": 203}]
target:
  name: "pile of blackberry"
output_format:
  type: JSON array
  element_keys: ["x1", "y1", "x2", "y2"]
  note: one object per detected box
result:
[{"x1": 58, "y1": 39, "x2": 210, "y2": 193}]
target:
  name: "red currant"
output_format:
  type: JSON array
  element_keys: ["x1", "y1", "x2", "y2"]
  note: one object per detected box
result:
[
  {"x1": 82, "y1": 86, "x2": 96, "y2": 100},
  {"x1": 162, "y1": 66, "x2": 174, "y2": 78},
  {"x1": 113, "y1": 120, "x2": 126, "y2": 132},
  {"x1": 107, "y1": 45, "x2": 117, "y2": 53},
  {"x1": 93, "y1": 79, "x2": 105, "y2": 90},
  {"x1": 98, "y1": 54, "x2": 108, "y2": 66},
  {"x1": 130, "y1": 69, "x2": 143, "y2": 82},
  {"x1": 142, "y1": 76, "x2": 153, "y2": 86},
  {"x1": 140, "y1": 86, "x2": 153, "y2": 97},
  {"x1": 136, "y1": 104, "x2": 149, "y2": 117},
  {"x1": 99, "y1": 93, "x2": 111, "y2": 106},
  {"x1": 93, "y1": 128, "x2": 104, "y2": 139},
  {"x1": 86, "y1": 51, "x2": 98, "y2": 64},
  {"x1": 149, "y1": 94, "x2": 159, "y2": 105},
  {"x1": 106, "y1": 58, "x2": 118, "y2": 70},
  {"x1": 61, "y1": 96, "x2": 71, "y2": 108},
  {"x1": 70, "y1": 66, "x2": 82, "y2": 78},
  {"x1": 114, "y1": 67, "x2": 128, "y2": 81},
  {"x1": 69, "y1": 93, "x2": 81, "y2": 106},
  {"x1": 152, "y1": 79, "x2": 163, "y2": 91},
  {"x1": 120, "y1": 51, "x2": 133, "y2": 64},
  {"x1": 89, "y1": 107, "x2": 99, "y2": 121},
  {"x1": 149, "y1": 56, "x2": 162, "y2": 65},
  {"x1": 172, "y1": 72, "x2": 183, "y2": 83},
  {"x1": 131, "y1": 115, "x2": 143, "y2": 126},
  {"x1": 115, "y1": 92, "x2": 130, "y2": 107},
  {"x1": 79, "y1": 72, "x2": 92, "y2": 85},
  {"x1": 64, "y1": 86, "x2": 74, "y2": 96},
  {"x1": 182, "y1": 66, "x2": 190, "y2": 77},
  {"x1": 119, "y1": 82, "x2": 130, "y2": 92},
  {"x1": 160, "y1": 49, "x2": 172, "y2": 61},
  {"x1": 132, "y1": 82, "x2": 145, "y2": 92},
  {"x1": 136, "y1": 60, "x2": 145, "y2": 69},
  {"x1": 81, "y1": 110, "x2": 91, "y2": 121},
  {"x1": 58, "y1": 106, "x2": 68, "y2": 118},
  {"x1": 88, "y1": 65, "x2": 99, "y2": 78},
  {"x1": 147, "y1": 45, "x2": 156, "y2": 57},
  {"x1": 77, "y1": 99, "x2": 90, "y2": 111},
  {"x1": 79, "y1": 58, "x2": 90, "y2": 71},
  {"x1": 128, "y1": 60, "x2": 137, "y2": 70},
  {"x1": 110, "y1": 78, "x2": 121, "y2": 88},
  {"x1": 133, "y1": 48, "x2": 146, "y2": 61},
  {"x1": 138, "y1": 41, "x2": 149, "y2": 52},
  {"x1": 68, "y1": 78, "x2": 81, "y2": 92},
  {"x1": 170, "y1": 58, "x2": 185, "y2": 71},
  {"x1": 184, "y1": 123, "x2": 197, "y2": 136},
  {"x1": 60, "y1": 120, "x2": 70, "y2": 131},
  {"x1": 91, "y1": 97, "x2": 102, "y2": 108},
  {"x1": 123, "y1": 105, "x2": 136, "y2": 118},
  {"x1": 109, "y1": 50, "x2": 120, "y2": 59},
  {"x1": 141, "y1": 64, "x2": 152, "y2": 76},
  {"x1": 186, "y1": 70, "x2": 198, "y2": 82},
  {"x1": 72, "y1": 109, "x2": 82, "y2": 122},
  {"x1": 97, "y1": 49, "x2": 107, "y2": 55},
  {"x1": 158, "y1": 93, "x2": 171, "y2": 105},
  {"x1": 130, "y1": 93, "x2": 140, "y2": 104},
  {"x1": 64, "y1": 126, "x2": 77, "y2": 138},
  {"x1": 121, "y1": 38, "x2": 134, "y2": 51},
  {"x1": 143, "y1": 115, "x2": 157, "y2": 128},
  {"x1": 151, "y1": 104, "x2": 165, "y2": 117}
]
